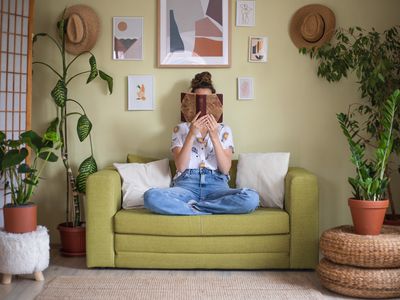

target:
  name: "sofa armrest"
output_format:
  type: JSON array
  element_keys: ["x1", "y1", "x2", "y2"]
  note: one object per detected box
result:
[
  {"x1": 86, "y1": 169, "x2": 121, "y2": 268},
  {"x1": 285, "y1": 167, "x2": 319, "y2": 269}
]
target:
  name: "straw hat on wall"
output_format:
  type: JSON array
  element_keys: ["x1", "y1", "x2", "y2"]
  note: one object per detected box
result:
[
  {"x1": 289, "y1": 4, "x2": 336, "y2": 49},
  {"x1": 63, "y1": 5, "x2": 100, "y2": 55}
]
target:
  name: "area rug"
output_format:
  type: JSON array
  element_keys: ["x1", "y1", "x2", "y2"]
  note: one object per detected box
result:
[{"x1": 36, "y1": 272, "x2": 322, "y2": 299}]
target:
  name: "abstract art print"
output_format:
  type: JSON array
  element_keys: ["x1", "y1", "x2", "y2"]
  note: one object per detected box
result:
[
  {"x1": 237, "y1": 77, "x2": 254, "y2": 100},
  {"x1": 236, "y1": 0, "x2": 255, "y2": 27},
  {"x1": 113, "y1": 17, "x2": 143, "y2": 60},
  {"x1": 128, "y1": 75, "x2": 154, "y2": 110},
  {"x1": 158, "y1": 0, "x2": 230, "y2": 67},
  {"x1": 248, "y1": 36, "x2": 268, "y2": 62}
]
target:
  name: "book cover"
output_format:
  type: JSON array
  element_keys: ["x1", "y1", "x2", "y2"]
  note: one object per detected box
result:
[{"x1": 180, "y1": 93, "x2": 223, "y2": 123}]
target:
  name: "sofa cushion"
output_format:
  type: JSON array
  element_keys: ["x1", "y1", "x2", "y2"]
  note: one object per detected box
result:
[{"x1": 114, "y1": 207, "x2": 289, "y2": 236}]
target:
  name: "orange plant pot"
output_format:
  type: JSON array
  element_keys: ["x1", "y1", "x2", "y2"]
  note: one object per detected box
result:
[
  {"x1": 58, "y1": 222, "x2": 86, "y2": 256},
  {"x1": 348, "y1": 198, "x2": 389, "y2": 235},
  {"x1": 3, "y1": 203, "x2": 37, "y2": 233}
]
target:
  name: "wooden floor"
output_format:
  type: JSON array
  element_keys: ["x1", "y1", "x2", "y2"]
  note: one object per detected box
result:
[{"x1": 0, "y1": 248, "x2": 351, "y2": 300}]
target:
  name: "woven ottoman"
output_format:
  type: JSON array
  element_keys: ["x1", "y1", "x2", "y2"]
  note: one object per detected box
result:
[
  {"x1": 0, "y1": 226, "x2": 49, "y2": 284},
  {"x1": 317, "y1": 225, "x2": 400, "y2": 299}
]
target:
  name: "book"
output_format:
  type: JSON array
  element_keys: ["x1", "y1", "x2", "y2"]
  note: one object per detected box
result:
[{"x1": 180, "y1": 93, "x2": 223, "y2": 123}]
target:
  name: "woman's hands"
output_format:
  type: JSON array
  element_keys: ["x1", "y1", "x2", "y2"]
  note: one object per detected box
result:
[
  {"x1": 205, "y1": 114, "x2": 219, "y2": 140},
  {"x1": 189, "y1": 112, "x2": 208, "y2": 139}
]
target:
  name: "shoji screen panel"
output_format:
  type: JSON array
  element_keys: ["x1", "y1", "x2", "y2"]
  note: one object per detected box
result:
[{"x1": 0, "y1": 0, "x2": 34, "y2": 225}]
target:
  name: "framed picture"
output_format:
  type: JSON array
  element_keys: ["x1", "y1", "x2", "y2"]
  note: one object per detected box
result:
[
  {"x1": 113, "y1": 17, "x2": 143, "y2": 60},
  {"x1": 237, "y1": 77, "x2": 254, "y2": 100},
  {"x1": 157, "y1": 0, "x2": 231, "y2": 67},
  {"x1": 128, "y1": 75, "x2": 155, "y2": 110},
  {"x1": 236, "y1": 0, "x2": 255, "y2": 27},
  {"x1": 248, "y1": 36, "x2": 268, "y2": 63}
]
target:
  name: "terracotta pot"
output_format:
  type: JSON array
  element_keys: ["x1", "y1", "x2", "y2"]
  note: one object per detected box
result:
[
  {"x1": 58, "y1": 222, "x2": 86, "y2": 256},
  {"x1": 348, "y1": 198, "x2": 389, "y2": 235},
  {"x1": 3, "y1": 203, "x2": 37, "y2": 233}
]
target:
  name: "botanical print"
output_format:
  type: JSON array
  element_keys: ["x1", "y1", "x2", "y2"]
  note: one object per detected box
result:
[
  {"x1": 128, "y1": 75, "x2": 154, "y2": 110},
  {"x1": 236, "y1": 0, "x2": 255, "y2": 27},
  {"x1": 237, "y1": 77, "x2": 254, "y2": 100},
  {"x1": 158, "y1": 0, "x2": 230, "y2": 66},
  {"x1": 249, "y1": 36, "x2": 268, "y2": 63},
  {"x1": 113, "y1": 17, "x2": 143, "y2": 60}
]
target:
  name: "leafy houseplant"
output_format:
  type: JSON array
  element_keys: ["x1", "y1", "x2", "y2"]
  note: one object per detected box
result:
[
  {"x1": 32, "y1": 9, "x2": 113, "y2": 254},
  {"x1": 300, "y1": 25, "x2": 400, "y2": 219},
  {"x1": 0, "y1": 120, "x2": 61, "y2": 233},
  {"x1": 337, "y1": 89, "x2": 400, "y2": 234}
]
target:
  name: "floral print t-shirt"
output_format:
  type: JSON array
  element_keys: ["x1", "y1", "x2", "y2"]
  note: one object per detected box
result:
[{"x1": 170, "y1": 122, "x2": 235, "y2": 171}]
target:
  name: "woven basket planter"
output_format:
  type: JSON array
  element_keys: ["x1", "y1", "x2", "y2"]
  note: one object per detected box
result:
[
  {"x1": 320, "y1": 225, "x2": 400, "y2": 268},
  {"x1": 318, "y1": 258, "x2": 400, "y2": 299}
]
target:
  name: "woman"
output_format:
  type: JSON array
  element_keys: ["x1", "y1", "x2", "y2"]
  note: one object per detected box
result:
[{"x1": 144, "y1": 72, "x2": 259, "y2": 215}]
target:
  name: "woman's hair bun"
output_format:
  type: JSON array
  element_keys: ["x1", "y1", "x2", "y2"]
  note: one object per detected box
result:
[{"x1": 190, "y1": 71, "x2": 216, "y2": 93}]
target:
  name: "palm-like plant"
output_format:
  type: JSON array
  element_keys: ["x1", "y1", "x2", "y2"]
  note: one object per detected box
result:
[
  {"x1": 32, "y1": 12, "x2": 113, "y2": 227},
  {"x1": 337, "y1": 89, "x2": 400, "y2": 200}
]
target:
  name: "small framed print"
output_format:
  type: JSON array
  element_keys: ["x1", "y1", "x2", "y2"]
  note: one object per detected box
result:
[
  {"x1": 236, "y1": 0, "x2": 255, "y2": 27},
  {"x1": 113, "y1": 17, "x2": 143, "y2": 60},
  {"x1": 248, "y1": 36, "x2": 268, "y2": 63},
  {"x1": 128, "y1": 75, "x2": 155, "y2": 110},
  {"x1": 237, "y1": 77, "x2": 254, "y2": 100}
]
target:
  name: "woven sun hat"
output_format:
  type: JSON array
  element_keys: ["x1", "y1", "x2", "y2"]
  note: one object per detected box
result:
[
  {"x1": 63, "y1": 5, "x2": 100, "y2": 55},
  {"x1": 289, "y1": 4, "x2": 336, "y2": 49}
]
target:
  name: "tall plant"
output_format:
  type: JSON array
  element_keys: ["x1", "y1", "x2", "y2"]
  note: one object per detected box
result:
[
  {"x1": 32, "y1": 13, "x2": 113, "y2": 227},
  {"x1": 301, "y1": 26, "x2": 400, "y2": 209}
]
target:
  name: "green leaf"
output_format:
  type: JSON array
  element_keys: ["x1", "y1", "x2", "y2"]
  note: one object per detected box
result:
[
  {"x1": 99, "y1": 70, "x2": 113, "y2": 94},
  {"x1": 21, "y1": 130, "x2": 43, "y2": 152},
  {"x1": 87, "y1": 55, "x2": 98, "y2": 83},
  {"x1": 18, "y1": 163, "x2": 33, "y2": 174},
  {"x1": 57, "y1": 16, "x2": 66, "y2": 40},
  {"x1": 38, "y1": 151, "x2": 59, "y2": 162},
  {"x1": 77, "y1": 115, "x2": 92, "y2": 142},
  {"x1": 51, "y1": 80, "x2": 67, "y2": 107},
  {"x1": 2, "y1": 148, "x2": 28, "y2": 168},
  {"x1": 76, "y1": 156, "x2": 98, "y2": 193}
]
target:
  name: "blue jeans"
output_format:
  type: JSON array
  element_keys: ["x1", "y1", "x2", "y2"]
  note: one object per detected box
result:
[{"x1": 144, "y1": 168, "x2": 259, "y2": 215}]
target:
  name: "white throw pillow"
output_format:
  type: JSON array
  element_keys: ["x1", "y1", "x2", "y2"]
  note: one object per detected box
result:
[
  {"x1": 113, "y1": 159, "x2": 172, "y2": 209},
  {"x1": 236, "y1": 153, "x2": 290, "y2": 209}
]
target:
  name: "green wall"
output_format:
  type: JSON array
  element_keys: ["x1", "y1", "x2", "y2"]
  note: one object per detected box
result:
[{"x1": 32, "y1": 0, "x2": 400, "y2": 243}]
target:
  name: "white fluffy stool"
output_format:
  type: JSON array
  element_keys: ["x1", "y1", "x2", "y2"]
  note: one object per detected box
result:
[{"x1": 0, "y1": 225, "x2": 49, "y2": 284}]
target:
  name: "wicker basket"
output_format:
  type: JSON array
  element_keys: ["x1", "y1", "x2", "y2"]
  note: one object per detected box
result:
[
  {"x1": 318, "y1": 258, "x2": 400, "y2": 299},
  {"x1": 320, "y1": 225, "x2": 400, "y2": 268}
]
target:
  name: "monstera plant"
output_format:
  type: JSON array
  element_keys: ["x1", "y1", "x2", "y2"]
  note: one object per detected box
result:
[{"x1": 32, "y1": 9, "x2": 113, "y2": 254}]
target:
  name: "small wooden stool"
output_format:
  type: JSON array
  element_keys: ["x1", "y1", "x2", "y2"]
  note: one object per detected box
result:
[{"x1": 0, "y1": 226, "x2": 49, "y2": 284}]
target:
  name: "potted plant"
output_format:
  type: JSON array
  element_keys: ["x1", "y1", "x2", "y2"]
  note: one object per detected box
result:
[
  {"x1": 337, "y1": 89, "x2": 400, "y2": 235},
  {"x1": 300, "y1": 25, "x2": 400, "y2": 224},
  {"x1": 0, "y1": 119, "x2": 61, "y2": 233},
  {"x1": 32, "y1": 6, "x2": 113, "y2": 255}
]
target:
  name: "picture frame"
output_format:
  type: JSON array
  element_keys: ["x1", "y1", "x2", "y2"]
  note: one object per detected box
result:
[
  {"x1": 237, "y1": 77, "x2": 254, "y2": 100},
  {"x1": 128, "y1": 75, "x2": 155, "y2": 110},
  {"x1": 113, "y1": 17, "x2": 143, "y2": 60},
  {"x1": 236, "y1": 0, "x2": 255, "y2": 27},
  {"x1": 157, "y1": 0, "x2": 231, "y2": 67},
  {"x1": 248, "y1": 36, "x2": 268, "y2": 63}
]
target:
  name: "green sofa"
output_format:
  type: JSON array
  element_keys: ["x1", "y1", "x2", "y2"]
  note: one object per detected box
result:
[{"x1": 86, "y1": 155, "x2": 319, "y2": 269}]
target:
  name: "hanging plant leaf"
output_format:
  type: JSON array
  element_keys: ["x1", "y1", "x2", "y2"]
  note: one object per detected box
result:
[
  {"x1": 2, "y1": 148, "x2": 28, "y2": 168},
  {"x1": 76, "y1": 156, "x2": 97, "y2": 193},
  {"x1": 87, "y1": 55, "x2": 98, "y2": 83},
  {"x1": 99, "y1": 70, "x2": 113, "y2": 94},
  {"x1": 51, "y1": 80, "x2": 67, "y2": 107},
  {"x1": 77, "y1": 115, "x2": 92, "y2": 142}
]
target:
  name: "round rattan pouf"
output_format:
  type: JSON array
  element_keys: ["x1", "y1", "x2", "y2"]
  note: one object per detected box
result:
[
  {"x1": 318, "y1": 258, "x2": 400, "y2": 299},
  {"x1": 320, "y1": 225, "x2": 400, "y2": 268}
]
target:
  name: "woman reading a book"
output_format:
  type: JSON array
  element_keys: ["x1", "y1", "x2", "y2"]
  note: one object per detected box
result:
[{"x1": 144, "y1": 72, "x2": 259, "y2": 215}]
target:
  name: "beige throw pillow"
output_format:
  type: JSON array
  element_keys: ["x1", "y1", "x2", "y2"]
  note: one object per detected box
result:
[
  {"x1": 113, "y1": 158, "x2": 172, "y2": 209},
  {"x1": 236, "y1": 153, "x2": 290, "y2": 208}
]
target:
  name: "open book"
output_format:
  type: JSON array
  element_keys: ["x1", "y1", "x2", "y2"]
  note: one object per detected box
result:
[{"x1": 180, "y1": 93, "x2": 223, "y2": 123}]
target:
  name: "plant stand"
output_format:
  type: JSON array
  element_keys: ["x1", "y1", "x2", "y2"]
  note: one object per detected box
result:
[
  {"x1": 0, "y1": 226, "x2": 49, "y2": 284},
  {"x1": 317, "y1": 225, "x2": 400, "y2": 298}
]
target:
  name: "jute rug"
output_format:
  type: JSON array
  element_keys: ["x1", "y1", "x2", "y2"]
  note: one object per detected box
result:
[{"x1": 36, "y1": 272, "x2": 322, "y2": 299}]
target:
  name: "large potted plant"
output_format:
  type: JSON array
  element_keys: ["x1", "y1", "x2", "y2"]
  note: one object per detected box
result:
[
  {"x1": 337, "y1": 89, "x2": 400, "y2": 235},
  {"x1": 301, "y1": 26, "x2": 400, "y2": 223},
  {"x1": 33, "y1": 6, "x2": 113, "y2": 255},
  {"x1": 0, "y1": 120, "x2": 61, "y2": 233}
]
